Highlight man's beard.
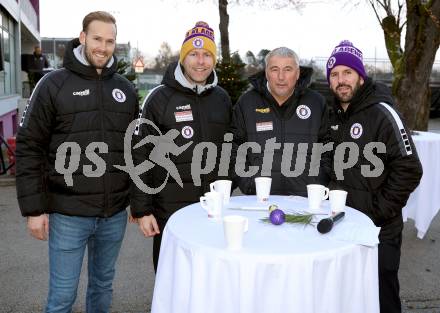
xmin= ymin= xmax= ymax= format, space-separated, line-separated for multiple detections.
xmin=84 ymin=44 xmax=111 ymax=69
xmin=333 ymin=80 xmax=362 ymax=104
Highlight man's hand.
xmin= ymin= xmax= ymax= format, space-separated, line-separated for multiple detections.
xmin=27 ymin=214 xmax=49 ymax=241
xmin=137 ymin=214 xmax=160 ymax=237
xmin=128 ymin=215 xmax=138 ymax=224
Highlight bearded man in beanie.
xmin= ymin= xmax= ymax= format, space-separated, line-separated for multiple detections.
xmin=130 ymin=21 xmax=232 ymax=271
xmin=16 ymin=11 xmax=139 ymax=312
xmin=326 ymin=40 xmax=423 ymax=313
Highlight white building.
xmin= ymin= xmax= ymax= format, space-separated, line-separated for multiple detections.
xmin=0 ymin=0 xmax=40 ymax=140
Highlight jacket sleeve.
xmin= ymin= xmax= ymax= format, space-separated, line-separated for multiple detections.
xmin=372 ymin=108 xmax=423 ymax=223
xmin=16 ymin=75 xmax=57 ymax=216
xmin=129 ymin=89 xmax=165 ymax=218
xmin=229 ymin=98 xmax=255 ymax=194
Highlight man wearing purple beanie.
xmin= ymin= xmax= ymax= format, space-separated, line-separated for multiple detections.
xmin=326 ymin=40 xmax=423 ymax=313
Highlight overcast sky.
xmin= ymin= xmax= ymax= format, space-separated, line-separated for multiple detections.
xmin=40 ymin=0 xmax=398 ymax=61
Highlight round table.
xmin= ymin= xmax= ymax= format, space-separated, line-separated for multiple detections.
xmin=151 ymin=195 xmax=379 ymax=313
xmin=403 ymin=131 xmax=440 ymax=238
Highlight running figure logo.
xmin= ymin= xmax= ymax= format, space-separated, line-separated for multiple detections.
xmin=115 ymin=118 xmax=193 ymax=194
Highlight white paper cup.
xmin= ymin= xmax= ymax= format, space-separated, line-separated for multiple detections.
xmin=223 ymin=215 xmax=248 ymax=251
xmin=307 ymin=184 xmax=329 ymax=212
xmin=329 ymin=190 xmax=348 ymax=213
xmin=200 ymin=191 xmax=223 ymax=218
xmin=255 ymin=177 xmax=272 ymax=202
xmin=210 ymin=180 xmax=232 ymax=204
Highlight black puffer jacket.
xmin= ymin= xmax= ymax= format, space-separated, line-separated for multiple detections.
xmin=130 ymin=62 xmax=232 ymax=220
xmin=230 ymin=67 xmax=330 ymax=196
xmin=328 ymin=78 xmax=423 ymax=241
xmin=16 ymin=38 xmax=139 ymax=217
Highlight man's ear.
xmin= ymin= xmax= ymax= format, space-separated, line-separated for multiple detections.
xmin=79 ymin=31 xmax=86 ymax=45
xmin=360 ymin=77 xmax=365 ymax=86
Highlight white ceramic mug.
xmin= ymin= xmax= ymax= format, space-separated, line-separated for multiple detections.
xmin=307 ymin=184 xmax=330 ymax=212
xmin=223 ymin=215 xmax=249 ymax=251
xmin=200 ymin=191 xmax=223 ymax=218
xmin=255 ymin=177 xmax=272 ymax=202
xmin=210 ymin=180 xmax=232 ymax=204
xmin=329 ymin=190 xmax=348 ymax=213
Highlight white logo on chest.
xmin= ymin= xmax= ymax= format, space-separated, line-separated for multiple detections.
xmin=350 ymin=123 xmax=363 ymax=139
xmin=112 ymin=88 xmax=126 ymax=103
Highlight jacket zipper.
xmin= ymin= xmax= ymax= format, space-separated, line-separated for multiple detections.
xmin=195 ymin=89 xmax=207 ymax=193
xmin=98 ymin=76 xmax=109 ymax=217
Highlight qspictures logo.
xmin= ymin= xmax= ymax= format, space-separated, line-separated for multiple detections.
xmin=54 ymin=119 xmax=387 ymax=194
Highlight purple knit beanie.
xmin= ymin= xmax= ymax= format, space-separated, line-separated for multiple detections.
xmin=326 ymin=40 xmax=367 ymax=82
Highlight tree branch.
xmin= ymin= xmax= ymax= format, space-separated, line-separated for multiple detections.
xmin=369 ymin=0 xmax=384 ymax=27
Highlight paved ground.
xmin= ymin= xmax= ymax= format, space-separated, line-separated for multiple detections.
xmin=1 ymin=118 xmax=440 ymax=313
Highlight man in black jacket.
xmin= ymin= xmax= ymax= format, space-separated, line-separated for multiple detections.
xmin=16 ymin=11 xmax=138 ymax=312
xmin=130 ymin=21 xmax=232 ymax=271
xmin=326 ymin=40 xmax=423 ymax=313
xmin=230 ymin=47 xmax=330 ymax=196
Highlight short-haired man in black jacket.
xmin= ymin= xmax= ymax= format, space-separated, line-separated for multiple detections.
xmin=230 ymin=47 xmax=331 ymax=196
xmin=16 ymin=11 xmax=139 ymax=312
xmin=326 ymin=40 xmax=423 ymax=313
xmin=130 ymin=21 xmax=232 ymax=271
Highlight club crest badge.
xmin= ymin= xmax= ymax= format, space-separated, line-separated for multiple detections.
xmin=193 ymin=38 xmax=204 ymax=49
xmin=327 ymin=56 xmax=336 ymax=69
xmin=350 ymin=123 xmax=363 ymax=139
xmin=181 ymin=126 xmax=194 ymax=139
xmin=112 ymin=88 xmax=126 ymax=103
xmin=296 ymin=105 xmax=311 ymax=119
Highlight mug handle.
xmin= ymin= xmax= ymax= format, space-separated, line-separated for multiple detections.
xmin=200 ymin=197 xmax=211 ymax=214
xmin=322 ymin=187 xmax=330 ymax=200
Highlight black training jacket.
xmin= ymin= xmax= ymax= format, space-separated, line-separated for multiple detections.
xmin=130 ymin=62 xmax=232 ymax=220
xmin=328 ymin=78 xmax=423 ymax=241
xmin=230 ymin=67 xmax=331 ymax=196
xmin=16 ymin=38 xmax=139 ymax=217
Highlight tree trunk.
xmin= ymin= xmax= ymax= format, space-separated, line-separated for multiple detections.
xmin=392 ymin=1 xmax=440 ymax=130
xmin=218 ymin=0 xmax=230 ymax=62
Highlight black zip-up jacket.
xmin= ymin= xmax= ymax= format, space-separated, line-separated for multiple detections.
xmin=328 ymin=79 xmax=423 ymax=241
xmin=130 ymin=62 xmax=232 ymax=220
xmin=230 ymin=67 xmax=331 ymax=196
xmin=16 ymin=38 xmax=139 ymax=217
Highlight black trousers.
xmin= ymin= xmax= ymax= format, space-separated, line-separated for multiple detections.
xmin=153 ymin=217 xmax=168 ymax=272
xmin=378 ymin=233 xmax=402 ymax=313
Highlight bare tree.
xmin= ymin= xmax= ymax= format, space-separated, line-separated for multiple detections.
xmin=184 ymin=0 xmax=304 ymax=62
xmin=369 ymin=0 xmax=440 ymax=130
xmin=154 ymin=42 xmax=179 ymax=73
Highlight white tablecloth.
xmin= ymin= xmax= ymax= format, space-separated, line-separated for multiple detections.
xmin=403 ymin=131 xmax=440 ymax=239
xmin=152 ymin=195 xmax=379 ymax=313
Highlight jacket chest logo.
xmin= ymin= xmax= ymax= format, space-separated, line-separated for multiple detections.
xmin=73 ymin=89 xmax=90 ymax=96
xmin=350 ymin=123 xmax=363 ymax=139
xmin=112 ymin=88 xmax=126 ymax=103
xmin=296 ymin=105 xmax=311 ymax=119
xmin=331 ymin=125 xmax=339 ymax=130
xmin=174 ymin=110 xmax=194 ymax=122
xmin=256 ymin=107 xmax=270 ymax=113
xmin=256 ymin=121 xmax=273 ymax=132
xmin=176 ymin=104 xmax=191 ymax=111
